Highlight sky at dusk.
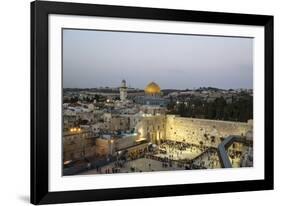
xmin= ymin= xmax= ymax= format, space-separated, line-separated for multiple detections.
xmin=63 ymin=29 xmax=253 ymax=90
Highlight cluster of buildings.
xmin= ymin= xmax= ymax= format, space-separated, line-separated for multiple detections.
xmin=63 ymin=80 xmax=253 ymax=174
xmin=167 ymin=87 xmax=253 ymax=104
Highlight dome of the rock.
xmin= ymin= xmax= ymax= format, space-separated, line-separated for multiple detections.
xmin=145 ymin=82 xmax=161 ymax=95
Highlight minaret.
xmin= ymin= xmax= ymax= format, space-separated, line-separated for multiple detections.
xmin=120 ymin=80 xmax=127 ymax=102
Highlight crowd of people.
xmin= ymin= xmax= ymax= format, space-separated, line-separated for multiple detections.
xmin=156 ymin=140 xmax=203 ymax=161
xmin=227 ymin=143 xmax=252 ymax=167
xmin=192 ymin=149 xmax=220 ymax=169
xmin=82 ymin=139 xmax=225 ymax=175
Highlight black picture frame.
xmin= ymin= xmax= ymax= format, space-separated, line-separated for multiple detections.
xmin=31 ymin=0 xmax=274 ymax=205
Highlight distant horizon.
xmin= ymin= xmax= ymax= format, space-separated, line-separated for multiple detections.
xmin=63 ymin=29 xmax=253 ymax=90
xmin=63 ymin=85 xmax=253 ymax=90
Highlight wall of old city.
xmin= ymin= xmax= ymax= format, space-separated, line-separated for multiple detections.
xmin=165 ymin=115 xmax=253 ymax=147
xmin=63 ymin=130 xmax=96 ymax=162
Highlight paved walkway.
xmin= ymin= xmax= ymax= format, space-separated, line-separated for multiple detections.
xmin=80 ymin=158 xmax=183 ymax=175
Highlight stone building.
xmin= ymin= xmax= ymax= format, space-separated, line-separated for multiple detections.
xmin=63 ymin=128 xmax=95 ymax=163
xmin=135 ymin=115 xmax=166 ymax=145
xmin=95 ymin=133 xmax=138 ymax=156
xmin=103 ymin=113 xmax=130 ymax=132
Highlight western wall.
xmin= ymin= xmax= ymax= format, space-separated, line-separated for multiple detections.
xmin=165 ymin=115 xmax=253 ymax=148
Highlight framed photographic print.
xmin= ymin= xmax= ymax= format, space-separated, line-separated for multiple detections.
xmin=31 ymin=0 xmax=274 ymax=204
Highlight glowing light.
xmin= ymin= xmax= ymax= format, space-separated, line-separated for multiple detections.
xmin=70 ymin=127 xmax=81 ymax=132
xmin=64 ymin=160 xmax=72 ymax=165
xmin=138 ymin=128 xmax=143 ymax=137
xmin=135 ymin=138 xmax=146 ymax=142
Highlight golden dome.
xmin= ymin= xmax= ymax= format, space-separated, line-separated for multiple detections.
xmin=145 ymin=82 xmax=161 ymax=95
